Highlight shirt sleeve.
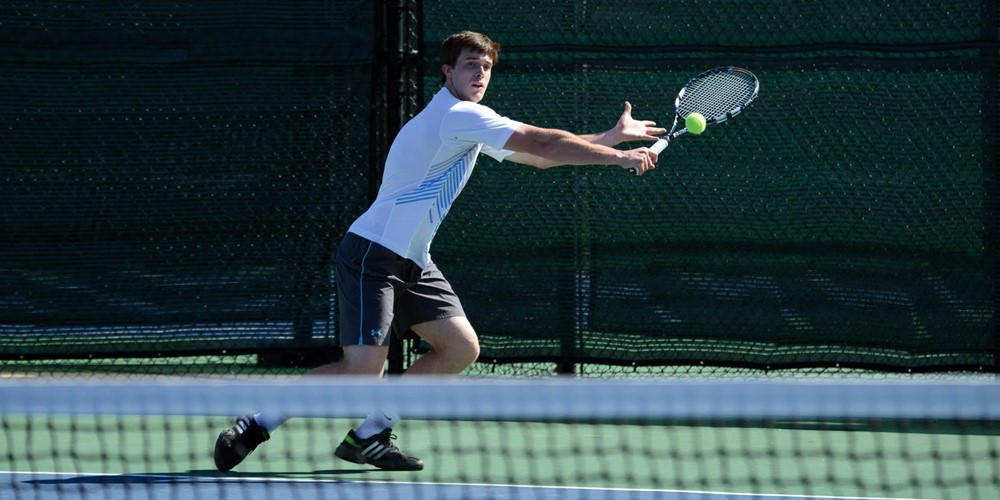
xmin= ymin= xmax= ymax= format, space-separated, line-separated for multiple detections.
xmin=441 ymin=101 xmax=522 ymax=161
xmin=479 ymin=143 xmax=515 ymax=162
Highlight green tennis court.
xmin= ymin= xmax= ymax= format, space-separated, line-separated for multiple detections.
xmin=4 ymin=416 xmax=1000 ymax=499
xmin=2 ymin=379 xmax=999 ymax=499
xmin=4 ymin=416 xmax=998 ymax=499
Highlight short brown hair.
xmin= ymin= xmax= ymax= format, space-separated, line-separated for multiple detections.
xmin=440 ymin=31 xmax=501 ymax=82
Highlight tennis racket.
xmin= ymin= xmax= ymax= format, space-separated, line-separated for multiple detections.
xmin=629 ymin=66 xmax=759 ymax=175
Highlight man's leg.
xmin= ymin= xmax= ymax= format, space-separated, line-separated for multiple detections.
xmin=326 ymin=346 xmax=424 ymax=470
xmin=307 ymin=344 xmax=389 ymax=376
xmin=328 ymin=316 xmax=476 ymax=471
xmin=216 ymin=233 xmax=416 ymax=471
xmin=404 ymin=316 xmax=480 ymax=375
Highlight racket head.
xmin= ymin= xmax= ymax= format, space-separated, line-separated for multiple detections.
xmin=675 ymin=67 xmax=758 ymax=126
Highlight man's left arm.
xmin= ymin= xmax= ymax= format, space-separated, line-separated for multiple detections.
xmin=506 ymin=101 xmax=665 ymax=169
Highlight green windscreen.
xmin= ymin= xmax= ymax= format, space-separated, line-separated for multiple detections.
xmin=423 ymin=0 xmax=997 ymax=372
xmin=0 ymin=2 xmax=373 ymax=369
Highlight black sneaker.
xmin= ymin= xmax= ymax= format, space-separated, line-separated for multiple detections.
xmin=334 ymin=428 xmax=424 ymax=471
xmin=214 ymin=415 xmax=270 ymax=472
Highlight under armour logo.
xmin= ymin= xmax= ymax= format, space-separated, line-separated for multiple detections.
xmin=369 ymin=328 xmax=385 ymax=338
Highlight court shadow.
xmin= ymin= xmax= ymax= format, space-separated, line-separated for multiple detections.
xmin=309 ymin=469 xmax=382 ymax=476
xmin=27 ymin=473 xmax=237 ymax=486
xmin=25 ymin=469 xmax=372 ymax=486
xmin=199 ymin=469 xmax=373 ymax=478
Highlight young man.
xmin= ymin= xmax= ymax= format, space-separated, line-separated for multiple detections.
xmin=214 ymin=31 xmax=663 ymax=472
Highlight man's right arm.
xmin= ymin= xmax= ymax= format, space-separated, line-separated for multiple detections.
xmin=503 ymin=123 xmax=657 ymax=175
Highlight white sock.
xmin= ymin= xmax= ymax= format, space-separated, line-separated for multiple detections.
xmin=252 ymin=412 xmax=288 ymax=433
xmin=354 ymin=410 xmax=400 ymax=439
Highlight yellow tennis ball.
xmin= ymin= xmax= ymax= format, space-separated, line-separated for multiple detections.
xmin=685 ymin=112 xmax=707 ymax=135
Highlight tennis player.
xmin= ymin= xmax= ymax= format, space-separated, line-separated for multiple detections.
xmin=215 ymin=30 xmax=664 ymax=472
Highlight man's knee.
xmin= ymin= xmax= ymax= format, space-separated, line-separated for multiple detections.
xmin=413 ymin=317 xmax=480 ymax=365
xmin=449 ymin=330 xmax=480 ymax=365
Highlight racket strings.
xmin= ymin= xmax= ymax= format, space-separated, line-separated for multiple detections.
xmin=678 ymin=70 xmax=757 ymax=120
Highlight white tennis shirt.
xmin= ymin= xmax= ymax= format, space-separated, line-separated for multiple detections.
xmin=347 ymin=87 xmax=523 ymax=269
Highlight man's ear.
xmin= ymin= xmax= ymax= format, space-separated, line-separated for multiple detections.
xmin=441 ymin=64 xmax=452 ymax=80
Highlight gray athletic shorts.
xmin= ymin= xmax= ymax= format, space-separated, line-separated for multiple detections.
xmin=335 ymin=232 xmax=466 ymax=346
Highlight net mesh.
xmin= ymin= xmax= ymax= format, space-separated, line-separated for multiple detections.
xmin=1 ymin=377 xmax=998 ymax=499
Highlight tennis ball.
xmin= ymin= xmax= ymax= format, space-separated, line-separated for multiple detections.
xmin=685 ymin=112 xmax=707 ymax=135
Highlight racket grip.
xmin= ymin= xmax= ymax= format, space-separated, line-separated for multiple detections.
xmin=627 ymin=138 xmax=669 ymax=175
xmin=627 ymin=138 xmax=670 ymax=176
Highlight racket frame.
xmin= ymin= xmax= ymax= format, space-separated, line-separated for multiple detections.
xmin=640 ymin=66 xmax=759 ymax=161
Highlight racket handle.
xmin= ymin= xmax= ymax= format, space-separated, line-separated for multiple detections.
xmin=627 ymin=138 xmax=669 ymax=176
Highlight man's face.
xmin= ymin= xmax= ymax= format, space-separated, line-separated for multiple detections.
xmin=443 ymin=48 xmax=493 ymax=103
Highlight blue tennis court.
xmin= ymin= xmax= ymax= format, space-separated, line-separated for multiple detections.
xmin=0 ymin=472 xmax=927 ymax=500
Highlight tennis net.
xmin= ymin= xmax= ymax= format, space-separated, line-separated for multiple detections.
xmin=1 ymin=377 xmax=998 ymax=499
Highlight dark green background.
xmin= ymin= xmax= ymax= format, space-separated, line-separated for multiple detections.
xmin=1 ymin=1 xmax=996 ymax=372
